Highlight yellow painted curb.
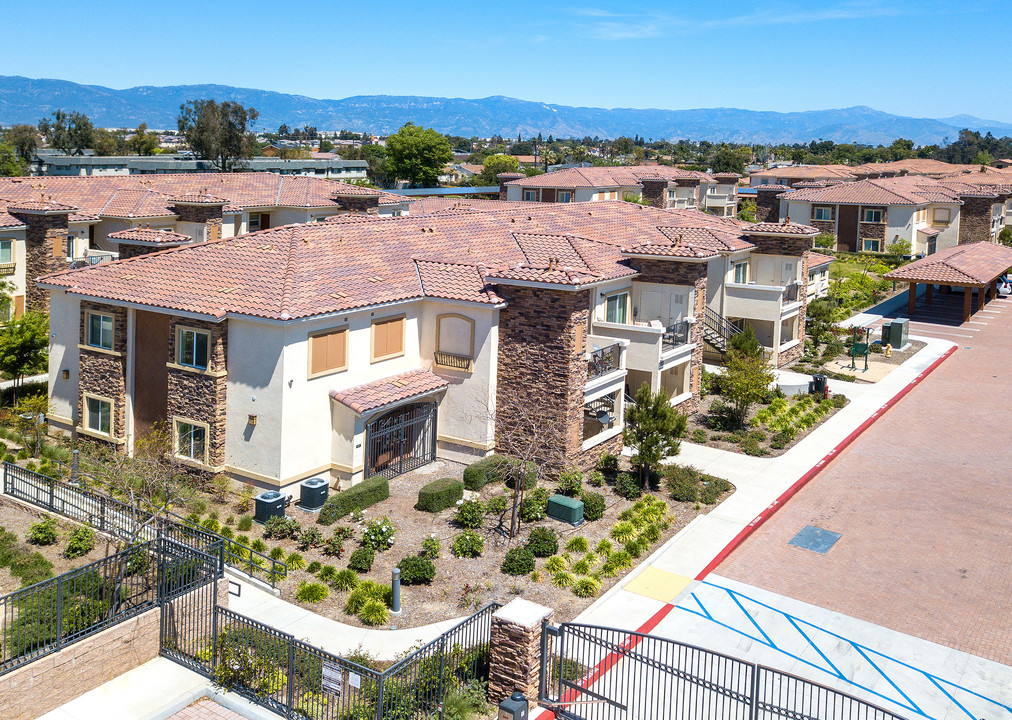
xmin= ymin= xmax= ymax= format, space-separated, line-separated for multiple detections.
xmin=623 ymin=567 xmax=692 ymax=603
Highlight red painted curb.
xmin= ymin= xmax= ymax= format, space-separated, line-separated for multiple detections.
xmin=694 ymin=344 xmax=956 ymax=581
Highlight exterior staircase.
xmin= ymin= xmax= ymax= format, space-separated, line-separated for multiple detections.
xmin=702 ymin=306 xmax=743 ymax=354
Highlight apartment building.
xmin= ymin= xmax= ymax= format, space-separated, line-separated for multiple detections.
xmin=0 ymin=173 xmax=410 ymax=313
xmin=748 ymin=165 xmax=856 ymax=187
xmin=41 ymin=202 xmax=816 ymax=492
xmin=501 ymin=166 xmax=740 ymax=217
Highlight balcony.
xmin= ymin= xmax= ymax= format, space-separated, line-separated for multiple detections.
xmin=587 ymin=341 xmax=621 ymax=381
xmin=661 ymin=320 xmax=690 ymax=351
xmin=724 ymin=282 xmax=803 ymax=322
xmin=433 ymin=350 xmax=473 ymax=372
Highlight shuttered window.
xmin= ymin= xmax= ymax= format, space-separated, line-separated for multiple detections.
xmin=309 ymin=328 xmax=348 ymax=376
xmin=371 ymin=317 xmax=405 ymax=362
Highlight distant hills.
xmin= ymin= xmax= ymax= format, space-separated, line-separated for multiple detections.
xmin=2 ymin=75 xmax=1011 ymax=146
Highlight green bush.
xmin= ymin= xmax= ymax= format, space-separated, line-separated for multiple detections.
xmin=348 ymin=547 xmax=375 ymax=573
xmin=306 ymin=561 xmax=322 ymax=574
xmin=594 ymin=539 xmax=613 ymax=556
xmin=415 ymin=478 xmax=464 ymax=513
xmin=596 ymin=451 xmax=619 ymax=477
xmin=586 ymin=470 xmax=605 ymax=487
xmin=269 ymin=546 xmax=286 ymax=560
xmin=296 ymin=582 xmax=329 ymax=603
xmin=571 ymin=557 xmax=591 ymax=575
xmin=556 ymin=469 xmax=583 ymax=497
xmin=318 ymin=564 xmax=337 ymax=581
xmin=740 ymin=438 xmax=766 ymax=457
xmin=614 ymin=472 xmax=641 ymax=500
xmin=450 ymin=531 xmax=484 ymax=558
xmin=463 ymin=455 xmax=536 ymax=491
xmin=359 ymin=599 xmax=389 ymax=626
xmin=251 ymin=539 xmax=267 ymax=553
xmin=397 ymin=555 xmax=436 ymax=585
xmin=16 ymin=449 xmax=29 ymax=461
xmin=519 ymin=487 xmax=551 ymax=522
xmin=572 ymin=576 xmax=602 ymax=598
xmin=219 ymin=527 xmax=235 ymax=540
xmin=580 ymin=491 xmax=605 ymax=521
xmin=263 ymin=516 xmax=301 ymax=540
xmin=2 ymin=452 xmax=15 ymax=464
xmin=551 ymin=571 xmax=575 ymax=588
xmin=691 ymin=428 xmax=708 ymax=444
xmin=201 ymin=517 xmax=220 ymax=534
xmin=11 ymin=551 xmax=54 ymax=586
xmin=832 ymin=393 xmax=847 ymax=408
xmin=27 ymin=517 xmax=58 ymax=546
xmin=63 ymin=527 xmax=94 ymax=559
xmin=501 ymin=546 xmax=535 ymax=576
xmin=286 ymin=552 xmax=306 ymax=571
xmin=331 ymin=569 xmax=359 ymax=591
xmin=454 ymin=500 xmax=485 ymax=529
xmin=769 ymin=432 xmax=791 ymax=450
xmin=699 ymin=477 xmax=732 ymax=505
xmin=544 ymin=555 xmax=568 ymax=573
xmin=298 ymin=526 xmax=324 ymax=550
xmin=565 ymin=536 xmax=589 ymax=553
xmin=665 ymin=465 xmax=699 ymax=502
xmin=485 ymin=495 xmax=508 ymax=516
xmin=526 ymin=527 xmax=558 ymax=558
xmin=322 ymin=536 xmax=344 ymax=557
xmin=237 ymin=515 xmax=253 ymax=531
xmin=420 ymin=535 xmax=441 ymax=559
xmin=317 ymin=476 xmax=390 ymax=525
xmin=361 ymin=517 xmax=396 ymax=551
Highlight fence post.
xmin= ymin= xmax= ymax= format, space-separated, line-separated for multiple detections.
xmin=99 ymin=495 xmax=107 ymax=532
xmin=436 ymin=634 xmax=447 ymax=719
xmin=749 ymin=663 xmax=759 ymax=720
xmin=55 ymin=577 xmax=64 ymax=651
xmin=211 ymin=605 xmax=220 ymax=676
xmin=286 ymin=639 xmax=296 ymax=719
xmin=375 ymin=671 xmax=384 ymax=720
xmin=71 ymin=449 xmax=79 ymax=485
xmin=48 ymin=475 xmax=56 ymax=511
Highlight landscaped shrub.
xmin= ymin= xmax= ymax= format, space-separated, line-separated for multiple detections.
xmin=501 ymin=546 xmax=535 ymax=576
xmin=286 ymin=552 xmax=306 ymax=571
xmin=269 ymin=546 xmax=286 ymax=560
xmin=586 ymin=470 xmax=605 ymax=487
xmin=322 ymin=536 xmax=345 ymax=557
xmin=526 ymin=527 xmax=558 ymax=558
xmin=298 ymin=527 xmax=324 ymax=550
xmin=740 ymin=437 xmax=766 ymax=456
xmin=556 ymin=469 xmax=583 ymax=498
xmin=63 ymin=527 xmax=94 ymax=559
xmin=454 ymin=500 xmax=485 ymax=529
xmin=691 ymin=428 xmax=708 ymax=444
xmin=237 ymin=515 xmax=253 ymax=531
xmin=420 ymin=535 xmax=440 ymax=560
xmin=450 ymin=531 xmax=484 ymax=558
xmin=201 ymin=517 xmax=221 ymax=534
xmin=571 ymin=557 xmax=591 ymax=575
xmin=485 ymin=495 xmax=508 ymax=516
xmin=572 ymin=576 xmax=602 ymax=598
xmin=344 ymin=580 xmax=392 ymax=616
xmin=317 ymin=476 xmax=390 ymax=525
xmin=361 ymin=517 xmax=396 ymax=552
xmin=219 ymin=527 xmax=235 ymax=540
xmin=666 ymin=467 xmax=698 ymax=502
xmin=463 ymin=454 xmax=537 ymax=491
xmin=594 ymin=539 xmax=613 ymax=556
xmin=2 ymin=453 xmax=15 ymax=464
xmin=318 ymin=564 xmax=337 ymax=581
xmin=832 ymin=393 xmax=847 ymax=408
xmin=565 ymin=536 xmax=589 ymax=553
xmin=769 ymin=432 xmax=791 ymax=450
xmin=415 ymin=478 xmax=464 ymax=513
xmin=551 ymin=571 xmax=575 ymax=588
xmin=16 ymin=449 xmax=28 ymax=461
xmin=306 ymin=561 xmax=322 ymax=574
xmin=699 ymin=477 xmax=733 ymax=505
xmin=580 ymin=491 xmax=605 ymax=521
xmin=624 ymin=538 xmax=647 ymax=558
xmin=610 ymin=522 xmax=635 ymax=543
xmin=519 ymin=487 xmax=551 ymax=522
xmin=263 ymin=516 xmax=301 ymax=540
xmin=331 ymin=569 xmax=359 ymax=591
xmin=10 ymin=551 xmax=54 ymax=586
xmin=596 ymin=452 xmax=619 ymax=478
xmin=296 ymin=582 xmax=329 ymax=603
xmin=358 ymin=599 xmax=389 ymax=626
xmin=348 ymin=547 xmax=375 ymax=573
xmin=614 ymin=472 xmax=641 ymax=500
xmin=544 ymin=555 xmax=568 ymax=573
xmin=27 ymin=517 xmax=58 ymax=546
xmin=251 ymin=539 xmax=267 ymax=553
xmin=601 ymin=550 xmax=633 ymax=576
xmin=397 ymin=556 xmax=436 ymax=585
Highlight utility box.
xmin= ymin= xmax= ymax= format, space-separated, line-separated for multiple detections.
xmin=880 ymin=322 xmax=892 ymax=345
xmin=547 ymin=494 xmax=584 ymax=526
xmin=254 ymin=490 xmax=286 ymax=524
xmin=883 ymin=318 xmax=909 ymax=348
xmin=299 ymin=477 xmax=329 ymax=512
xmin=498 ymin=691 xmax=529 ymax=720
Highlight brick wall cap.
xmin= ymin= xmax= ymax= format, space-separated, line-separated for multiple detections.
xmin=493 ymin=598 xmax=553 ymax=627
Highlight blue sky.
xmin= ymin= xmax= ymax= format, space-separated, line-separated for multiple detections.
xmin=4 ymin=0 xmax=1008 ymax=121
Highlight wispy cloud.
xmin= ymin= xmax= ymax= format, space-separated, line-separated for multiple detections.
xmin=699 ymin=1 xmax=902 ymax=29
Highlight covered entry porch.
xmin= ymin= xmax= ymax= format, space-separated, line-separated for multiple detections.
xmin=885 ymin=243 xmax=1012 ymax=323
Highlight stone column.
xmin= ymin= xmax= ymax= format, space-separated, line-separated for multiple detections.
xmin=488 ymin=598 xmax=553 ymax=706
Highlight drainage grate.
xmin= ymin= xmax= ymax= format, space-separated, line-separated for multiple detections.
xmin=789 ymin=525 xmax=841 ymax=554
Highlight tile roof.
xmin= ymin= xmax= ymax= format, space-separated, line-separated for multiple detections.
xmin=746 ymin=221 xmax=821 ymax=235
xmin=107 ymin=228 xmax=192 ymax=246
xmin=917 ymin=227 xmax=943 ymax=236
xmin=169 ymin=193 xmax=230 ymax=204
xmin=808 ymin=253 xmax=834 ymax=269
xmin=781 ymin=177 xmax=966 ymax=206
xmin=884 ymin=242 xmax=1012 ymax=285
xmin=750 ymin=165 xmax=856 ymax=181
xmin=329 ymin=369 xmax=448 ymax=415
xmin=414 ymin=259 xmax=504 ymax=304
xmin=505 ymin=165 xmax=715 ymax=189
xmin=6 ymin=199 xmax=77 ymax=212
xmin=850 ymin=159 xmax=979 ymax=177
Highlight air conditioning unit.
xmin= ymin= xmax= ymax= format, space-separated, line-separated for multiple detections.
xmin=299 ymin=477 xmax=329 ymax=512
xmin=254 ymin=490 xmax=286 ymax=524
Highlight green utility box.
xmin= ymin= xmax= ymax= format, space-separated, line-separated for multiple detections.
xmin=546 ymin=494 xmax=584 ymax=526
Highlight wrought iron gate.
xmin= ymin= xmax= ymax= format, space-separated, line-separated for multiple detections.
xmin=540 ymin=623 xmax=907 ymax=720
xmin=365 ymin=402 xmax=437 ymax=479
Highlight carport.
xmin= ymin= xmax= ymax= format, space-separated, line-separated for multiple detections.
xmin=884 ymin=242 xmax=1012 ymax=322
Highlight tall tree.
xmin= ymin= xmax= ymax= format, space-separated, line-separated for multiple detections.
xmin=623 ymin=383 xmax=688 ymax=487
xmin=177 ymin=99 xmax=260 ymax=172
xmin=38 ymin=110 xmax=95 ymax=156
xmin=0 ymin=311 xmax=48 ymax=401
xmin=477 ymin=153 xmax=520 ymax=185
xmin=5 ymin=125 xmax=39 ymax=164
xmin=127 ymin=123 xmax=159 ymax=155
xmin=92 ymin=128 xmax=125 ymax=156
xmin=712 ymin=145 xmax=745 ymax=174
xmin=0 ymin=143 xmax=24 ymax=177
xmin=385 ymin=123 xmax=453 ymax=187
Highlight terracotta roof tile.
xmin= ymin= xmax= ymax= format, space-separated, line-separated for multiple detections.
xmin=414 ymin=259 xmax=504 ymax=304
xmin=107 ymin=228 xmax=192 ymax=245
xmin=506 ymin=165 xmax=715 ymax=189
xmin=750 ymin=165 xmax=856 ymax=181
xmin=884 ymin=242 xmax=1012 ymax=285
xmin=782 ymin=177 xmax=962 ymax=206
xmin=169 ymin=193 xmax=230 ymax=204
xmin=6 ymin=199 xmax=77 ymax=212
xmin=329 ymin=369 xmax=448 ymax=415
xmin=808 ymin=253 xmax=834 ymax=268
xmin=746 ymin=221 xmax=821 ymax=235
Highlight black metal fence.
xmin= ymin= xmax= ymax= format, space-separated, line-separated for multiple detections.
xmin=541 ymin=622 xmax=907 ymax=720
xmin=163 ymin=596 xmax=499 ymax=720
xmin=587 ymin=343 xmax=621 ymax=380
xmin=0 ymin=536 xmax=220 ymax=677
xmin=2 ymin=462 xmax=287 ymax=587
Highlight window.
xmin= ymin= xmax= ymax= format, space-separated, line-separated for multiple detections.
xmin=862 ymin=208 xmax=884 ymax=223
xmin=812 ymin=206 xmax=834 ymax=221
xmin=87 ymin=313 xmax=114 ymax=350
xmin=932 ymin=208 xmax=950 ymax=225
xmin=0 ymin=239 xmax=14 ymax=264
xmin=371 ymin=316 xmax=405 ymax=362
xmin=667 ymin=189 xmax=676 ymax=199
xmin=733 ymin=261 xmax=748 ymax=284
xmin=175 ymin=420 xmax=207 ymax=462
xmin=708 ymin=186 xmax=717 ymax=195
xmin=604 ymin=292 xmax=629 ymax=324
xmin=862 ymin=238 xmax=881 ymax=252
xmin=523 ymin=190 xmax=538 ymax=202
xmin=177 ymin=328 xmax=210 ymax=370
xmin=309 ymin=327 xmax=348 ymax=377
xmin=85 ymin=396 xmax=111 ymax=435
xmin=435 ymin=314 xmax=474 ymax=370
xmin=557 ymin=191 xmax=572 ymax=203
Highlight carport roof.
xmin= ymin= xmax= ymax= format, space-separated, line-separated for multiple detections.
xmin=884 ymin=242 xmax=1012 ymax=286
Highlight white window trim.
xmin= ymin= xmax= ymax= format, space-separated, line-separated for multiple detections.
xmin=604 ymin=291 xmax=630 ymax=324
xmin=86 ymin=312 xmax=115 ymax=351
xmin=176 ymin=326 xmax=211 ymax=371
xmin=82 ymin=393 xmax=114 ymax=438
xmin=173 ymin=417 xmax=210 ymax=465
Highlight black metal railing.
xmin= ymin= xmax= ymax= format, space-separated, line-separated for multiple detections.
xmin=164 ymin=599 xmax=500 ymax=720
xmin=2 ymin=463 xmax=287 ymax=587
xmin=661 ymin=319 xmax=690 ymax=351
xmin=433 ymin=350 xmax=473 ymax=372
xmin=542 ymin=622 xmax=907 ymax=720
xmin=587 ymin=343 xmax=621 ymax=380
xmin=783 ymin=282 xmax=801 ymax=303
xmin=0 ymin=537 xmax=220 ymax=678
xmin=702 ymin=306 xmax=742 ymax=354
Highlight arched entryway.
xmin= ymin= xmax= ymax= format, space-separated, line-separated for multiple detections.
xmin=365 ymin=402 xmax=438 ymax=478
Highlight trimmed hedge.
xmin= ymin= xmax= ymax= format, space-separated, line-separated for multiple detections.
xmin=463 ymin=454 xmax=536 ymax=491
xmin=415 ymin=477 xmax=464 ymax=513
xmin=317 ymin=476 xmax=390 ymax=525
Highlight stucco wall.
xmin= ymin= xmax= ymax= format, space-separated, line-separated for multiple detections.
xmin=47 ymin=289 xmax=81 ymax=430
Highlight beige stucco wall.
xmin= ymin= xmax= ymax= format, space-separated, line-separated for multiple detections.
xmin=47 ymin=289 xmax=81 ymax=430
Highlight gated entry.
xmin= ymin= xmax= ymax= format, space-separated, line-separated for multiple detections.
xmin=365 ymin=401 xmax=437 ymax=478
xmin=539 ymin=623 xmax=907 ymax=720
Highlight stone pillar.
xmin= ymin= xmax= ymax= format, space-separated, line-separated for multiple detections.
xmin=497 ymin=173 xmax=525 ymax=200
xmin=638 ymin=178 xmax=669 ymax=208
xmin=488 ymin=598 xmax=553 ymax=706
xmin=11 ymin=208 xmax=72 ymax=312
xmin=755 ymin=186 xmax=788 ymax=223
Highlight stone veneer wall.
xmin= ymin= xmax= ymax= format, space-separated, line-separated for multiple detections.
xmin=747 ymin=235 xmax=810 ymax=367
xmin=631 ymin=259 xmax=706 ymax=414
xmin=957 ymin=196 xmax=998 ymax=244
xmin=809 ymin=219 xmax=836 ymax=238
xmin=332 ymin=196 xmax=380 ymax=214
xmin=858 ymin=221 xmax=886 ymax=244
xmin=167 ymin=317 xmax=228 ymax=469
xmin=755 ymin=187 xmax=788 ymax=223
xmin=78 ymin=301 xmax=128 ymax=442
xmin=116 ymin=244 xmax=160 ymax=260
xmin=12 ymin=212 xmax=70 ymax=312
xmin=639 ymin=179 xmax=669 ymax=208
xmin=173 ymin=203 xmax=224 ymax=243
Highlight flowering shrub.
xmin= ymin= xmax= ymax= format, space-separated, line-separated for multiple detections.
xmin=361 ymin=517 xmax=396 ymax=551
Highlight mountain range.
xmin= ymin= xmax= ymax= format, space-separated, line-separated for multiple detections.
xmin=2 ymin=75 xmax=1011 ymax=146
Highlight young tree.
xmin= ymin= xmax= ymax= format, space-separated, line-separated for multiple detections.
xmin=477 ymin=153 xmax=519 ymax=185
xmin=805 ymin=299 xmax=834 ymax=352
xmin=723 ymin=329 xmax=775 ymax=430
xmin=0 ymin=143 xmax=24 ymax=177
xmin=14 ymin=393 xmax=51 ymax=456
xmin=385 ymin=123 xmax=454 ymax=187
xmin=885 ymin=239 xmax=911 ymax=265
xmin=712 ymin=146 xmax=745 ymax=174
xmin=177 ymin=99 xmax=260 ymax=172
xmin=0 ymin=311 xmax=48 ymax=403
xmin=999 ymin=227 xmax=1012 ymax=247
xmin=92 ymin=128 xmax=125 ymax=156
xmin=5 ymin=124 xmax=39 ymax=164
xmin=623 ymin=383 xmax=688 ymax=488
xmin=127 ymin=123 xmax=159 ymax=155
xmin=38 ymin=109 xmax=95 ymax=156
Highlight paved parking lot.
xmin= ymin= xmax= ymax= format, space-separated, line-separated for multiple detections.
xmin=720 ymin=292 xmax=1012 ymax=665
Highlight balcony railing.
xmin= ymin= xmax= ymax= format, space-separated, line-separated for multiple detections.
xmin=588 ymin=343 xmax=621 ymax=380
xmin=434 ymin=350 xmax=473 ymax=372
xmin=783 ymin=283 xmax=800 ymax=303
xmin=661 ymin=319 xmax=690 ymax=351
